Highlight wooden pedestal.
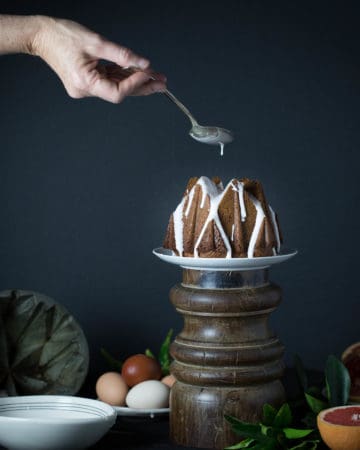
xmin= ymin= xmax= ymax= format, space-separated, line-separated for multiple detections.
xmin=169 ymin=269 xmax=285 ymax=449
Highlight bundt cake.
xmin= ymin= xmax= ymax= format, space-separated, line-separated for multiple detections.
xmin=163 ymin=176 xmax=282 ymax=258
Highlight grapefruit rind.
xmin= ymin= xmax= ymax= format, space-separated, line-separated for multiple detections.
xmin=317 ymin=405 xmax=360 ymax=450
xmin=342 ymin=342 xmax=360 ymax=403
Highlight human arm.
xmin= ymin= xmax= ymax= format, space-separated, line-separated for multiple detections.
xmin=0 ymin=15 xmax=166 ymax=103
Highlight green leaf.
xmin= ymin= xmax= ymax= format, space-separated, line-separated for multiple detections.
xmin=158 ymin=328 xmax=173 ymax=376
xmin=228 ymin=442 xmax=277 ymax=450
xmin=301 ymin=411 xmax=317 ymax=428
xmin=273 ymin=403 xmax=292 ymax=428
xmin=225 ymin=438 xmax=256 ymax=449
xmin=325 ymin=378 xmax=330 ymax=402
xmin=260 ymin=424 xmax=274 ymax=437
xmin=325 ymin=355 xmax=350 ymax=407
xmin=145 ymin=348 xmax=155 ymax=359
xmin=288 ymin=440 xmax=319 ymax=449
xmin=304 ymin=393 xmax=328 ymax=414
xmin=276 ymin=431 xmax=287 ymax=447
xmin=224 ymin=415 xmax=265 ymax=441
xmin=100 ymin=348 xmax=122 ymax=371
xmin=251 ymin=440 xmax=277 ymax=450
xmin=294 ymin=354 xmax=308 ymax=392
xmin=262 ymin=403 xmax=278 ymax=426
xmin=283 ymin=428 xmax=314 ymax=439
xmin=307 ymin=386 xmax=323 ymax=397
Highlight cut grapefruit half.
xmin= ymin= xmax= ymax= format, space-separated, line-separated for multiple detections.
xmin=317 ymin=405 xmax=360 ymax=450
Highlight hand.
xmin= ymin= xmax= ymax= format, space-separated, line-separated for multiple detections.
xmin=31 ymin=17 xmax=167 ymax=103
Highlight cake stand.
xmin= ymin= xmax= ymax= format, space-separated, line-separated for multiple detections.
xmin=153 ymin=247 xmax=297 ymax=449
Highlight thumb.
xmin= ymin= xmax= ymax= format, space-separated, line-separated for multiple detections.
xmin=94 ymin=39 xmax=149 ymax=69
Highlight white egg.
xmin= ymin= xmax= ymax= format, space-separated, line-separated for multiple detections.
xmin=126 ymin=380 xmax=170 ymax=409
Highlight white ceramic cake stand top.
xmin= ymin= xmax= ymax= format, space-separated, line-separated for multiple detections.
xmin=153 ymin=247 xmax=297 ymax=271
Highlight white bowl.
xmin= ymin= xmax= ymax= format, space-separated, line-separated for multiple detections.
xmin=0 ymin=396 xmax=116 ymax=450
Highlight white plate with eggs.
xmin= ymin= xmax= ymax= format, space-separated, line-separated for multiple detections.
xmin=97 ymin=373 xmax=171 ymax=418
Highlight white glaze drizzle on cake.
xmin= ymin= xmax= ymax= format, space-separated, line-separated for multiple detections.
xmin=231 ymin=181 xmax=247 ymax=222
xmin=269 ymin=205 xmax=281 ymax=253
xmin=184 ymin=188 xmax=195 ymax=217
xmin=193 ymin=184 xmax=232 ymax=258
xmin=247 ymin=194 xmax=265 ymax=258
xmin=173 ymin=197 xmax=185 ymax=256
xmin=196 ymin=176 xmax=222 ymax=208
xmin=171 ymin=176 xmax=280 ymax=258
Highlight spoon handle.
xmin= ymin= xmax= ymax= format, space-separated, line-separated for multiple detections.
xmin=163 ymin=89 xmax=198 ymax=127
xmin=121 ymin=66 xmax=198 ymax=127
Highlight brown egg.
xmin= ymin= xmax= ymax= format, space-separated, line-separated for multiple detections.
xmin=121 ymin=354 xmax=162 ymax=387
xmin=161 ymin=374 xmax=176 ymax=388
xmin=96 ymin=372 xmax=128 ymax=406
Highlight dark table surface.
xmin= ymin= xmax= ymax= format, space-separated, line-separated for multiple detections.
xmin=88 ymin=369 xmax=323 ymax=450
xmin=0 ymin=369 xmax=323 ymax=450
xmin=90 ymin=417 xmax=188 ymax=450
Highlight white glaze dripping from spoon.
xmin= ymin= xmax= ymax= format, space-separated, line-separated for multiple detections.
xmin=220 ymin=142 xmax=224 ymax=156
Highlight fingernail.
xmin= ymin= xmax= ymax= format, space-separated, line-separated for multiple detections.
xmin=137 ymin=59 xmax=150 ymax=70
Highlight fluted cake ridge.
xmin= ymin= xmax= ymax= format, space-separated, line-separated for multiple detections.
xmin=163 ymin=176 xmax=282 ymax=258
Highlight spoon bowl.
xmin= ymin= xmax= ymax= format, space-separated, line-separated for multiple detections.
xmin=189 ymin=125 xmax=234 ymax=145
xmin=162 ymin=90 xmax=233 ymax=151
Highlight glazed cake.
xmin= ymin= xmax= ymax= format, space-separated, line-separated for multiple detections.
xmin=163 ymin=176 xmax=282 ymax=258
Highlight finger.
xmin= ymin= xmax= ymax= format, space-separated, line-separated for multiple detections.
xmin=148 ymin=71 xmax=167 ymax=83
xmin=96 ymin=64 xmax=127 ymax=83
xmin=103 ymin=64 xmax=167 ymax=83
xmin=94 ymin=40 xmax=150 ymax=70
xmin=132 ymin=80 xmax=167 ymax=96
xmin=89 ymin=71 xmax=152 ymax=103
xmin=139 ymin=67 xmax=167 ymax=83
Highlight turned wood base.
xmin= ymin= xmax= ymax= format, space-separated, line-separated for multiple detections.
xmin=169 ymin=269 xmax=285 ymax=449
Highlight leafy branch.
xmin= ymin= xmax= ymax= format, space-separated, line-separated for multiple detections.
xmin=225 ymin=403 xmax=318 ymax=449
xmin=294 ymin=354 xmax=350 ymax=427
xmin=100 ymin=348 xmax=122 ymax=371
xmin=101 ymin=328 xmax=174 ymax=375
xmin=225 ymin=355 xmax=351 ymax=449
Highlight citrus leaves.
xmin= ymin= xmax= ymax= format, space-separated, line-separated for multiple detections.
xmin=325 ymin=355 xmax=351 ymax=407
xmin=294 ymin=354 xmax=351 ymax=418
xmin=304 ymin=393 xmax=327 ymax=415
xmin=225 ymin=415 xmax=266 ymax=442
xmin=101 ymin=328 xmax=174 ymax=376
xmin=158 ymin=328 xmax=173 ymax=375
xmin=0 ymin=290 xmax=89 ymax=396
xmin=272 ymin=404 xmax=292 ymax=428
xmin=225 ymin=403 xmax=317 ymax=450
xmin=145 ymin=328 xmax=173 ymax=375
xmin=100 ymin=347 xmax=123 ymax=371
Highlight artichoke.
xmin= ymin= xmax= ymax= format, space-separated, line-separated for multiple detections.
xmin=0 ymin=290 xmax=89 ymax=396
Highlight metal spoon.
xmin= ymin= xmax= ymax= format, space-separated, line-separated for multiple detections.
xmin=163 ymin=89 xmax=234 ymax=151
xmin=122 ymin=66 xmax=234 ymax=152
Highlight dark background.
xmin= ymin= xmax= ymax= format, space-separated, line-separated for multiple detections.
xmin=0 ymin=0 xmax=359 ymax=388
